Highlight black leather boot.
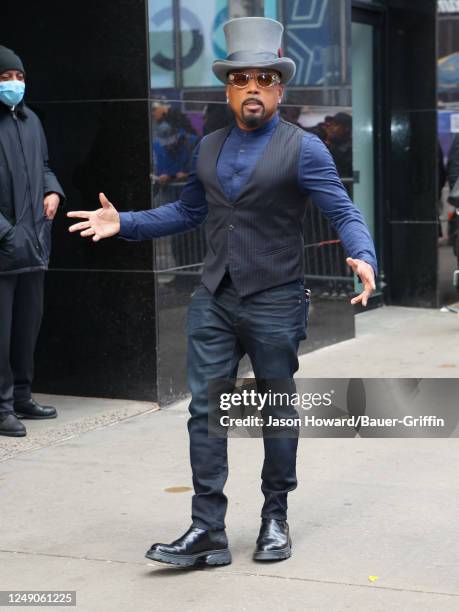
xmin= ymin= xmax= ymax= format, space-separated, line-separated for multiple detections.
xmin=253 ymin=518 xmax=292 ymax=561
xmin=0 ymin=412 xmax=27 ymax=437
xmin=14 ymin=399 xmax=57 ymax=420
xmin=145 ymin=525 xmax=231 ymax=567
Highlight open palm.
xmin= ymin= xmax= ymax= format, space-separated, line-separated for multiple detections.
xmin=67 ymin=193 xmax=120 ymax=242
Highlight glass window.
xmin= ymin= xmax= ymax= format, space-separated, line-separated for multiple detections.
xmin=280 ymin=0 xmax=350 ymax=89
xmin=180 ymin=0 xmax=229 ymax=88
xmin=438 ymin=9 xmax=459 ymax=107
xmin=148 ymin=0 xmax=351 ymax=102
xmin=149 ymin=0 xmax=176 ymax=89
xmin=149 ymin=0 xmax=266 ymax=91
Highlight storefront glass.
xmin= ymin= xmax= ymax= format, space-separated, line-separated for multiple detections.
xmin=147 ymin=0 xmax=358 ymax=401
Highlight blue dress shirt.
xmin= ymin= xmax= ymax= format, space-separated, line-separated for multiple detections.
xmin=119 ymin=112 xmax=378 ymax=276
xmin=216 ymin=113 xmax=279 ymax=201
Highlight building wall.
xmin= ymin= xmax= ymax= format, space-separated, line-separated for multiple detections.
xmin=1 ymin=0 xmax=158 ymax=400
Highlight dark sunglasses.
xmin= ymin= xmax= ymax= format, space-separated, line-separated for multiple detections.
xmin=227 ymin=71 xmax=281 ymax=88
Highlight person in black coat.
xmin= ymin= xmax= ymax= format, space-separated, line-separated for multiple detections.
xmin=0 ymin=46 xmax=65 ymax=437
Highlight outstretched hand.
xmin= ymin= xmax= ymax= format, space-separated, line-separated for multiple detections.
xmin=346 ymin=257 xmax=376 ymax=307
xmin=67 ymin=193 xmax=120 ymax=242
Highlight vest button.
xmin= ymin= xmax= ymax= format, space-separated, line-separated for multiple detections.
xmin=228 ymin=224 xmax=234 ymax=230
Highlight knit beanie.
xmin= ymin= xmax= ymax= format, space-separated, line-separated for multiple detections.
xmin=0 ymin=46 xmax=25 ymax=76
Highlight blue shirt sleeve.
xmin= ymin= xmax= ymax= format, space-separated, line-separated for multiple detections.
xmin=299 ymin=133 xmax=378 ymax=277
xmin=119 ymin=141 xmax=208 ymax=241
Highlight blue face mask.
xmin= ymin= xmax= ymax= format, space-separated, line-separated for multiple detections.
xmin=0 ymin=80 xmax=25 ymax=107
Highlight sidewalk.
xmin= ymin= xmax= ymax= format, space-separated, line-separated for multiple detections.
xmin=296 ymin=303 xmax=459 ymax=378
xmin=0 ymin=306 xmax=458 ymax=611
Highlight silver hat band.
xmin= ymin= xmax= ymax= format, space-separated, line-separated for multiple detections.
xmin=226 ymin=51 xmax=279 ymax=62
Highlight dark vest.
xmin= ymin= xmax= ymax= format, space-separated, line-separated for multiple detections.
xmin=196 ymin=118 xmax=306 ymax=297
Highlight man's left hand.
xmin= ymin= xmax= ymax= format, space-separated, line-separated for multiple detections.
xmin=346 ymin=257 xmax=376 ymax=307
xmin=44 ymin=193 xmax=60 ymax=220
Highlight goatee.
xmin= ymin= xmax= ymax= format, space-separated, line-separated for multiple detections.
xmin=242 ymin=114 xmax=264 ymax=129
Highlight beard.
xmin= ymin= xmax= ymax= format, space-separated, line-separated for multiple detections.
xmin=241 ymin=100 xmax=266 ymax=128
xmin=242 ymin=113 xmax=265 ymax=129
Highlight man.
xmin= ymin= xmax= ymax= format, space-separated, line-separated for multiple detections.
xmin=0 ymin=46 xmax=65 ymax=437
xmin=68 ymin=18 xmax=377 ymax=566
xmin=325 ymin=112 xmax=353 ymax=180
xmin=446 ymin=135 xmax=459 ymax=245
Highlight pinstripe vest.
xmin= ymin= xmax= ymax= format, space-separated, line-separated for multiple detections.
xmin=196 ymin=118 xmax=306 ymax=297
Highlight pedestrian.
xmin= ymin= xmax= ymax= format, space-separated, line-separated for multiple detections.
xmin=326 ymin=112 xmax=353 ymax=179
xmin=0 ymin=46 xmax=65 ymax=438
xmin=67 ymin=17 xmax=377 ymax=567
xmin=446 ymin=134 xmax=459 ymax=245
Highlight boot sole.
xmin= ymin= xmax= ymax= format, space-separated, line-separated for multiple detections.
xmin=145 ymin=548 xmax=232 ymax=567
xmin=0 ymin=429 xmax=26 ymax=437
xmin=14 ymin=412 xmax=57 ymax=420
xmin=253 ymin=539 xmax=292 ymax=561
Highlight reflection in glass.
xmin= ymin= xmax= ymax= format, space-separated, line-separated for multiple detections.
xmin=149 ymin=0 xmax=176 ymax=89
xmin=148 ymin=0 xmax=230 ymax=90
xmin=281 ymin=0 xmax=350 ymax=89
xmin=148 ymin=0 xmax=351 ymax=104
xmin=438 ymin=7 xmax=459 ymax=107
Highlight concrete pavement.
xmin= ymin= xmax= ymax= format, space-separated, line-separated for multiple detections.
xmin=295 ymin=303 xmax=459 ymax=378
xmin=1 ymin=306 xmax=458 ymax=611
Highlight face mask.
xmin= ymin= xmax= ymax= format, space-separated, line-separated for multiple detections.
xmin=0 ymin=80 xmax=25 ymax=107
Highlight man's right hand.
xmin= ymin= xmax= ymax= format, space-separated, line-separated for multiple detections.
xmin=67 ymin=192 xmax=120 ymax=242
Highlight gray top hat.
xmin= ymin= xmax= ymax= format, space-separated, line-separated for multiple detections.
xmin=212 ymin=17 xmax=296 ymax=85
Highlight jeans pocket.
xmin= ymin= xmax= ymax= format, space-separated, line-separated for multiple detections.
xmin=260 ymin=280 xmax=304 ymax=305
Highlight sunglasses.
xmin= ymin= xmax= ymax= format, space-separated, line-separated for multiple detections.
xmin=227 ymin=71 xmax=281 ymax=88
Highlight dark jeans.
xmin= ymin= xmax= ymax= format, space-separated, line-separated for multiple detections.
xmin=187 ymin=271 xmax=310 ymax=530
xmin=0 ymin=272 xmax=45 ymax=415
